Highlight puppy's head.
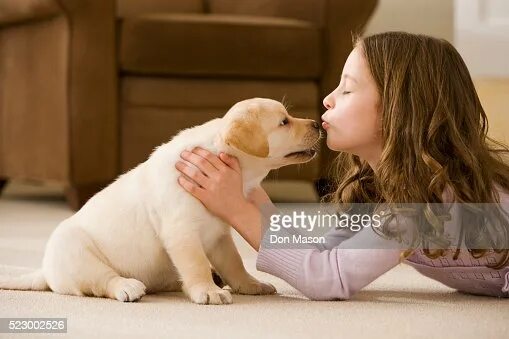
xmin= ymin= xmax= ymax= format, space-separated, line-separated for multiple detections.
xmin=220 ymin=98 xmax=321 ymax=168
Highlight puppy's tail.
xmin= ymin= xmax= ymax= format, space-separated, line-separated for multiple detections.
xmin=0 ymin=268 xmax=49 ymax=291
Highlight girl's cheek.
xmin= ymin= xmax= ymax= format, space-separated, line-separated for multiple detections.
xmin=328 ymin=108 xmax=349 ymax=128
xmin=327 ymin=107 xmax=343 ymax=124
xmin=325 ymin=111 xmax=347 ymax=146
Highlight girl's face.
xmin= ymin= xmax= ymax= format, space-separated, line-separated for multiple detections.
xmin=321 ymin=46 xmax=383 ymax=168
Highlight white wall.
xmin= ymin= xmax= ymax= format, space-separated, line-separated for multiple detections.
xmin=364 ymin=0 xmax=454 ymax=41
xmin=454 ymin=0 xmax=509 ymax=78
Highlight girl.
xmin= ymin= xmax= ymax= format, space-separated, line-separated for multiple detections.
xmin=175 ymin=31 xmax=509 ymax=300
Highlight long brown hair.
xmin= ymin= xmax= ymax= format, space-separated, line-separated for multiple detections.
xmin=323 ymin=31 xmax=509 ymax=268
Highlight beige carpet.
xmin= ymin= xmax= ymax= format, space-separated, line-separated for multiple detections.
xmin=1 ymin=181 xmax=508 ymax=339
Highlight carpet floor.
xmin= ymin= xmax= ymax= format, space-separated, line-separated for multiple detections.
xmin=1 ymin=182 xmax=508 ymax=339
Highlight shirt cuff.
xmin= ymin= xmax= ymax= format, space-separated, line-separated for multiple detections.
xmin=256 ymin=246 xmax=309 ymax=287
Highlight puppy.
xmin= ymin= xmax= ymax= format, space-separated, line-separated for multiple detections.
xmin=0 ymin=98 xmax=321 ymax=304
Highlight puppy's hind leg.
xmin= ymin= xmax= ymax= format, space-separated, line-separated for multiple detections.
xmin=43 ymin=226 xmax=146 ymax=302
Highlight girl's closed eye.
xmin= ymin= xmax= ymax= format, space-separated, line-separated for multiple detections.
xmin=338 ymin=83 xmax=352 ymax=96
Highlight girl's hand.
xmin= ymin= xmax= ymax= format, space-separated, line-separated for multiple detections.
xmin=175 ymin=147 xmax=249 ymax=225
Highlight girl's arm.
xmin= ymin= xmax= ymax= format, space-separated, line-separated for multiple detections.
xmin=176 ymin=147 xmax=403 ymax=300
xmin=226 ymin=198 xmax=264 ymax=251
xmin=175 ymin=147 xmax=266 ymax=250
xmin=256 ymin=225 xmax=403 ymax=300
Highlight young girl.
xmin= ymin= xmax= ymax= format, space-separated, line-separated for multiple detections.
xmin=175 ymin=31 xmax=509 ymax=300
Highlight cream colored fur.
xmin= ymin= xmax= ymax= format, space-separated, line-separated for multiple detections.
xmin=0 ymin=98 xmax=320 ymax=304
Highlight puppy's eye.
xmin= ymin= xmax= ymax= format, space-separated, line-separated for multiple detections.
xmin=280 ymin=118 xmax=289 ymax=126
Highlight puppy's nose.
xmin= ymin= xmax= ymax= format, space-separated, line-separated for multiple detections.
xmin=311 ymin=121 xmax=320 ymax=130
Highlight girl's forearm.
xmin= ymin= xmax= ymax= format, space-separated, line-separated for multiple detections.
xmin=246 ymin=185 xmax=272 ymax=209
xmin=230 ymin=201 xmax=263 ymax=252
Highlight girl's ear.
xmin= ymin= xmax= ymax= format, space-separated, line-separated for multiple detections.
xmin=223 ymin=118 xmax=269 ymax=158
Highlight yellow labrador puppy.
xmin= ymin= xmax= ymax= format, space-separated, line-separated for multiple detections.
xmin=0 ymin=98 xmax=321 ymax=304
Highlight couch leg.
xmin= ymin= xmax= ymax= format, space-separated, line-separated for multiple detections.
xmin=64 ymin=181 xmax=110 ymax=211
xmin=0 ymin=178 xmax=8 ymax=195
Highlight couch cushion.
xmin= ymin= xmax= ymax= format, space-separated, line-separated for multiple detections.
xmin=120 ymin=77 xmax=321 ymax=179
xmin=121 ymin=77 xmax=319 ymax=108
xmin=119 ymin=13 xmax=322 ymax=79
xmin=207 ymin=0 xmax=325 ymax=25
xmin=118 ymin=0 xmax=204 ymax=18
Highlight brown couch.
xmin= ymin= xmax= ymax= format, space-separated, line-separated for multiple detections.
xmin=0 ymin=0 xmax=378 ymax=210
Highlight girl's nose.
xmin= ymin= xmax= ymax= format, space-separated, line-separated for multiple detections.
xmin=323 ymin=96 xmax=333 ymax=110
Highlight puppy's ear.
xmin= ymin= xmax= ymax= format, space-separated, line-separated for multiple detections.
xmin=223 ymin=119 xmax=269 ymax=158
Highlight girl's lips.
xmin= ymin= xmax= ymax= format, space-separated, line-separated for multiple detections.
xmin=322 ymin=121 xmax=330 ymax=129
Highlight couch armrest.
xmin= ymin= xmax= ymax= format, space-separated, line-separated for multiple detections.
xmin=0 ymin=0 xmax=61 ymax=27
xmin=55 ymin=0 xmax=119 ymax=185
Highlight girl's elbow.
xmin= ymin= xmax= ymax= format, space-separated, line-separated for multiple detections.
xmin=300 ymin=285 xmax=356 ymax=301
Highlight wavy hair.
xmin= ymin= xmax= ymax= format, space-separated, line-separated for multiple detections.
xmin=323 ymin=32 xmax=509 ymax=269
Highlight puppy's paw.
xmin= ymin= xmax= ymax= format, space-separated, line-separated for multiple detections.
xmin=231 ymin=278 xmax=277 ymax=295
xmin=111 ymin=277 xmax=147 ymax=302
xmin=186 ymin=283 xmax=232 ymax=305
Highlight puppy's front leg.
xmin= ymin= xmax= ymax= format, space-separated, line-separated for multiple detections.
xmin=162 ymin=230 xmax=232 ymax=305
xmin=206 ymin=232 xmax=276 ymax=295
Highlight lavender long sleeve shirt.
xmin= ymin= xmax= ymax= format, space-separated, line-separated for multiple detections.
xmin=256 ymin=187 xmax=509 ymax=300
